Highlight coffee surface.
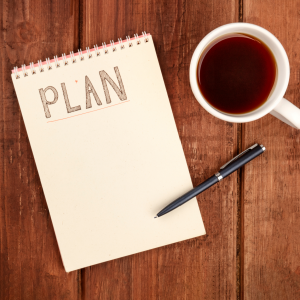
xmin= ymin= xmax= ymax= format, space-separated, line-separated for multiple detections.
xmin=197 ymin=33 xmax=277 ymax=114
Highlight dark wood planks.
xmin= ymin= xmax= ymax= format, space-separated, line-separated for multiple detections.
xmin=243 ymin=1 xmax=300 ymax=299
xmin=81 ymin=0 xmax=239 ymax=299
xmin=0 ymin=0 xmax=80 ymax=299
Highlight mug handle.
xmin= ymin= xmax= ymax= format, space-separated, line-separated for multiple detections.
xmin=270 ymin=98 xmax=300 ymax=129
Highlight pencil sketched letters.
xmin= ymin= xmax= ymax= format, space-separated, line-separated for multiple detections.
xmin=39 ymin=66 xmax=127 ymax=118
xmin=86 ymin=75 xmax=102 ymax=108
xmin=61 ymin=83 xmax=82 ymax=113
xmin=100 ymin=67 xmax=127 ymax=104
xmin=38 ymin=86 xmax=58 ymax=118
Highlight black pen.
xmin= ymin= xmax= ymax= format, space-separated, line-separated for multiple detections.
xmin=155 ymin=143 xmax=265 ymax=218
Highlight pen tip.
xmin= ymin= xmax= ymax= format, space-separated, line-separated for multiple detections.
xmin=154 ymin=215 xmax=158 ymax=219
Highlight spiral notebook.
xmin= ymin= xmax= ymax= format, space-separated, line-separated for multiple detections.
xmin=11 ymin=33 xmax=205 ymax=272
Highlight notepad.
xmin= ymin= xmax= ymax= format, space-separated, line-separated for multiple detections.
xmin=11 ymin=33 xmax=206 ymax=272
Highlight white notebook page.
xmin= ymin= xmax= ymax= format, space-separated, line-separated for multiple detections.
xmin=11 ymin=35 xmax=205 ymax=272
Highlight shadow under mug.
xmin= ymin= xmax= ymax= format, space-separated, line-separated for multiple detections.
xmin=189 ymin=23 xmax=300 ymax=129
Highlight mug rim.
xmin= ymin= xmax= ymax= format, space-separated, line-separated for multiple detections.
xmin=189 ymin=22 xmax=290 ymax=123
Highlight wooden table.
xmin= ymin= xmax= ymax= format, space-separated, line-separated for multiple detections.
xmin=1 ymin=0 xmax=300 ymax=299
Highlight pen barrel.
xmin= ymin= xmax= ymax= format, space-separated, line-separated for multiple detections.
xmin=219 ymin=144 xmax=264 ymax=179
xmin=156 ymin=144 xmax=265 ymax=218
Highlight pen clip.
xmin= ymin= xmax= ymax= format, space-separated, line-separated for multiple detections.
xmin=219 ymin=143 xmax=258 ymax=170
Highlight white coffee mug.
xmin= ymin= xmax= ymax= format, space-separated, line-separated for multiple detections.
xmin=189 ymin=23 xmax=300 ymax=129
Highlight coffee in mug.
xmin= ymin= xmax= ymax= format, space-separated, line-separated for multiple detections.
xmin=197 ymin=33 xmax=277 ymax=114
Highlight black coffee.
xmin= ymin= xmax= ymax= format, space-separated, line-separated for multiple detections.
xmin=197 ymin=33 xmax=277 ymax=114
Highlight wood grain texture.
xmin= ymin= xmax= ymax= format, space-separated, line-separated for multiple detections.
xmin=81 ymin=0 xmax=239 ymax=299
xmin=0 ymin=0 xmax=80 ymax=299
xmin=7 ymin=0 xmax=300 ymax=299
xmin=243 ymin=0 xmax=300 ymax=299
